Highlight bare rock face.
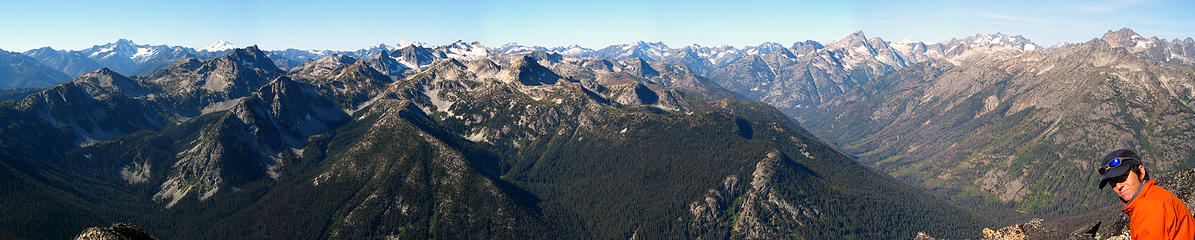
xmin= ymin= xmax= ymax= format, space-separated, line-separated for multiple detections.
xmin=914 ymin=232 xmax=943 ymax=240
xmin=683 ymin=150 xmax=823 ymax=239
xmin=74 ymin=223 xmax=154 ymax=240
xmin=979 ymin=218 xmax=1067 ymax=240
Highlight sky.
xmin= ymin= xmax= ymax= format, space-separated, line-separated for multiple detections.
xmin=0 ymin=0 xmax=1192 ymax=52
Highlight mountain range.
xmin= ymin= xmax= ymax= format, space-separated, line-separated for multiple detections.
xmin=2 ymin=27 xmax=1193 ymax=238
xmin=12 ymin=28 xmax=1189 ymax=91
xmin=0 ymin=44 xmax=991 ymax=239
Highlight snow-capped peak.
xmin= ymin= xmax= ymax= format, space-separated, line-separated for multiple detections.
xmin=201 ymin=40 xmax=237 ymax=52
xmin=87 ymin=39 xmax=139 ymax=58
xmin=440 ymin=41 xmax=488 ymax=60
xmin=551 ymin=44 xmax=593 ymax=56
xmin=397 ymin=40 xmax=428 ymax=49
xmin=372 ymin=43 xmax=397 ymax=52
xmin=955 ymin=33 xmax=1039 ymax=52
xmin=496 ymin=43 xmax=548 ymax=54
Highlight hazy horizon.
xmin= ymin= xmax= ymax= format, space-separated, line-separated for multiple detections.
xmin=2 ymin=0 xmax=1192 ymax=52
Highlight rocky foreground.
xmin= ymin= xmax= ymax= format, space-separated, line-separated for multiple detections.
xmin=73 ymin=223 xmax=154 ymax=240
xmin=919 ymin=168 xmax=1195 ymax=240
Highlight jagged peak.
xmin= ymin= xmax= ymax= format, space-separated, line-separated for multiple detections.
xmin=315 ymin=54 xmax=358 ymax=65
xmin=791 ymin=40 xmax=824 ymax=49
xmin=509 ymin=55 xmax=560 ymax=86
xmin=76 ymin=67 xmax=129 ymax=84
xmin=629 ymin=40 xmax=669 ymax=49
xmin=442 ymin=40 xmax=485 ymax=50
xmin=1099 ymin=27 xmax=1159 ymax=50
xmin=244 ymin=45 xmax=263 ymax=53
xmin=847 ymin=31 xmax=867 ymax=39
xmin=72 ymin=66 xmax=157 ymax=96
xmin=1104 ymin=27 xmax=1141 ymax=38
xmin=957 ymin=33 xmax=1035 ymax=47
xmin=338 ymin=60 xmax=388 ymax=78
xmin=466 ymin=57 xmax=502 ymax=73
xmin=25 ymin=46 xmax=59 ymax=53
xmin=115 ymin=38 xmax=135 ymax=45
xmin=201 ymin=40 xmax=237 ymax=52
xmin=87 ymin=67 xmax=120 ymax=76
xmin=756 ymin=42 xmax=784 ymax=49
xmin=828 ymin=31 xmax=870 ymax=49
xmin=371 ymin=43 xmax=396 ymax=51
xmin=220 ymin=46 xmax=281 ymax=72
xmin=1102 ymin=28 xmax=1143 ymax=42
xmin=399 ymin=43 xmax=433 ymax=52
xmin=429 ymin=57 xmax=468 ymax=71
xmin=513 ymin=54 xmax=543 ymax=68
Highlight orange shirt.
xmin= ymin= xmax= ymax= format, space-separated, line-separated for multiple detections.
xmin=1123 ymin=180 xmax=1195 ymax=240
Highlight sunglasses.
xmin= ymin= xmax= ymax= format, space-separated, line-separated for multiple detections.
xmin=1105 ymin=174 xmax=1130 ymax=184
xmin=1098 ymin=157 xmax=1134 ymax=176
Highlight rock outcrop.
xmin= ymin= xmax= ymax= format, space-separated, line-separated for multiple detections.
xmin=74 ymin=223 xmax=154 ymax=240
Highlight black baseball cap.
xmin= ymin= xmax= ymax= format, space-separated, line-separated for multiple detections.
xmin=1098 ymin=149 xmax=1143 ymax=189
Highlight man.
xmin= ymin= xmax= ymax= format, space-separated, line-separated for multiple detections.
xmin=1098 ymin=149 xmax=1195 ymax=239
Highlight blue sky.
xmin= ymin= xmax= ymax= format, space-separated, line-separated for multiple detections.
xmin=1 ymin=0 xmax=1192 ymax=51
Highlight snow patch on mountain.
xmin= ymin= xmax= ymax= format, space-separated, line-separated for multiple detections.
xmin=553 ymin=45 xmax=593 ymax=55
xmin=201 ymin=40 xmax=237 ymax=52
xmin=398 ymin=40 xmax=429 ymax=48
xmin=132 ymin=47 xmax=157 ymax=59
xmin=441 ymin=41 xmax=488 ymax=60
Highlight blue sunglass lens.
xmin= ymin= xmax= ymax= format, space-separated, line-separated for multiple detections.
xmin=1110 ymin=158 xmax=1122 ymax=167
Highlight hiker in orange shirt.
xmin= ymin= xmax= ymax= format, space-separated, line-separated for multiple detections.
xmin=1098 ymin=149 xmax=1195 ymax=239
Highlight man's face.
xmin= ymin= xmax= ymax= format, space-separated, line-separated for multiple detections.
xmin=1107 ymin=166 xmax=1145 ymax=203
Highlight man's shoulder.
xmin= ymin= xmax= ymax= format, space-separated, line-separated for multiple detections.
xmin=1143 ymin=184 xmax=1189 ymax=211
xmin=1148 ymin=184 xmax=1184 ymax=201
